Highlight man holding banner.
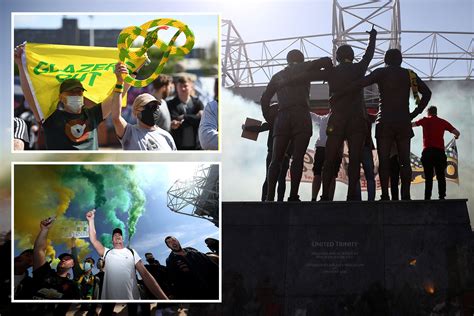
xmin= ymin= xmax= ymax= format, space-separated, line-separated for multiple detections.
xmin=14 ymin=43 xmax=143 ymax=150
xmin=412 ymin=106 xmax=460 ymax=200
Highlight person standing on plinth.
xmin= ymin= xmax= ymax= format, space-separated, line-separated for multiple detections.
xmin=412 ymin=106 xmax=460 ymax=200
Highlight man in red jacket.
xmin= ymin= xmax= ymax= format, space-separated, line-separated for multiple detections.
xmin=412 ymin=106 xmax=460 ymax=200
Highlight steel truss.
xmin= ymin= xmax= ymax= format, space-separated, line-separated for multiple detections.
xmin=222 ymin=0 xmax=474 ymax=88
xmin=167 ymin=164 xmax=219 ymax=227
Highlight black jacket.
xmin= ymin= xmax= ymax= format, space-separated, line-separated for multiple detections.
xmin=343 ymin=65 xmax=432 ymax=124
xmin=260 ymin=58 xmax=333 ymax=113
xmin=166 ymin=247 xmax=218 ymax=299
xmin=167 ymin=96 xmax=204 ymax=150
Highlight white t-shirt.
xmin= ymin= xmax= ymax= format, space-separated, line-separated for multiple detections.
xmin=311 ymin=112 xmax=330 ymax=148
xmin=101 ymin=247 xmax=141 ymax=300
xmin=120 ymin=124 xmax=177 ymax=151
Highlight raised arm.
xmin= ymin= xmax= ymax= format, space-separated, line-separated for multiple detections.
xmin=111 ymin=63 xmax=129 ymax=138
xmin=101 ymin=61 xmax=139 ymax=120
xmin=33 ymin=218 xmax=54 ymax=271
xmin=86 ymin=209 xmax=105 ymax=257
xmin=136 ymin=260 xmax=169 ymax=299
xmin=14 ymin=43 xmax=42 ymax=123
xmin=70 ymin=238 xmax=84 ymax=280
xmin=359 ymin=26 xmax=377 ymax=70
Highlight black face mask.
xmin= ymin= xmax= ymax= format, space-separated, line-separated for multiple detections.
xmin=139 ymin=102 xmax=158 ymax=126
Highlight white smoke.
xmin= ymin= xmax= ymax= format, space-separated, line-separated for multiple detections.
xmin=220 ymin=88 xmax=346 ymax=201
xmin=220 ymin=80 xmax=474 ymax=229
xmin=411 ymin=80 xmax=474 ymax=228
xmin=221 ymin=88 xmax=268 ymax=201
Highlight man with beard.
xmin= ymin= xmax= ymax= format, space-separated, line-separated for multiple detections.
xmin=165 ymin=236 xmax=218 ymax=299
xmin=86 ymin=210 xmax=168 ymax=300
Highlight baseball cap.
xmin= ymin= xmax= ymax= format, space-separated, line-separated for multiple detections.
xmin=112 ymin=228 xmax=123 ymax=236
xmin=132 ymin=93 xmax=159 ymax=116
xmin=58 ymin=253 xmax=73 ymax=260
xmin=60 ymin=79 xmax=86 ymax=93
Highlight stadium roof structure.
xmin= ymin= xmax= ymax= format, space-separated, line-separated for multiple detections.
xmin=167 ymin=164 xmax=219 ymax=227
xmin=222 ymin=0 xmax=474 ymax=88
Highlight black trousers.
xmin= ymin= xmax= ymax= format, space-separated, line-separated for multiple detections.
xmin=267 ymin=134 xmax=310 ymax=200
xmin=421 ymin=147 xmax=447 ymax=199
xmin=376 ymin=123 xmax=413 ymax=200
xmin=262 ymin=147 xmax=290 ymax=201
xmin=389 ymin=154 xmax=400 ymax=200
xmin=377 ymin=137 xmax=411 ymax=200
xmin=322 ymin=132 xmax=366 ymax=201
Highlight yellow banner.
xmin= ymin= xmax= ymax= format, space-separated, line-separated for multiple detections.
xmin=23 ymin=43 xmax=146 ymax=120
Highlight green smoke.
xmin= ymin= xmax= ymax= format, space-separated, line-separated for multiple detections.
xmin=78 ymin=166 xmax=106 ymax=208
xmin=98 ymin=165 xmax=146 ymax=243
xmin=58 ymin=165 xmax=146 ymax=244
xmin=127 ymin=179 xmax=146 ymax=241
xmin=57 ymin=165 xmax=147 ymax=245
xmin=61 ymin=166 xmax=107 ymax=209
xmin=100 ymin=233 xmax=113 ymax=249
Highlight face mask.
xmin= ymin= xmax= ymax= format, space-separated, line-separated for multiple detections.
xmin=84 ymin=262 xmax=92 ymax=271
xmin=65 ymin=96 xmax=84 ymax=113
xmin=139 ymin=102 xmax=158 ymax=126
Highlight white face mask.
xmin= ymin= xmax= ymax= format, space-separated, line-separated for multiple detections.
xmin=84 ymin=262 xmax=92 ymax=271
xmin=65 ymin=96 xmax=84 ymax=113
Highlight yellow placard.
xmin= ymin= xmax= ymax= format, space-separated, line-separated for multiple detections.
xmin=23 ymin=43 xmax=146 ymax=120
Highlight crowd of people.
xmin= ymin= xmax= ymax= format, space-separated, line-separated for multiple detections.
xmin=258 ymin=25 xmax=460 ymax=202
xmin=7 ymin=211 xmax=219 ymax=315
xmin=13 ymin=43 xmax=219 ymax=151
